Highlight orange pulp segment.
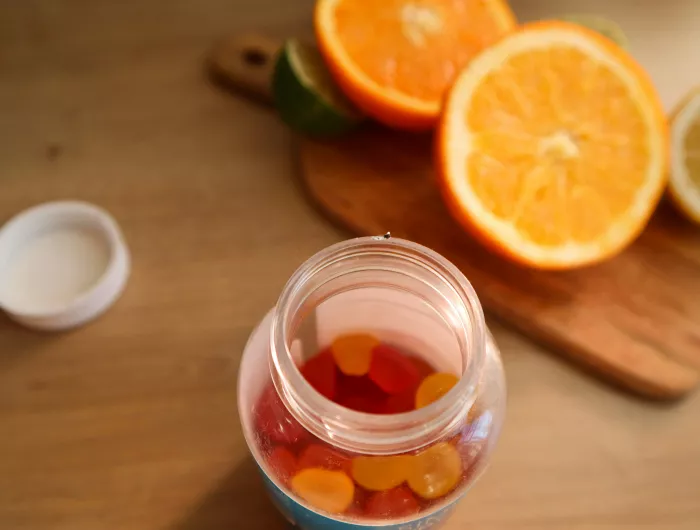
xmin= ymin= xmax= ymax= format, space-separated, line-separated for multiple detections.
xmin=291 ymin=468 xmax=355 ymax=514
xmin=437 ymin=21 xmax=668 ymax=269
xmin=415 ymin=372 xmax=460 ymax=409
xmin=331 ymin=333 xmax=380 ymax=376
xmin=315 ymin=0 xmax=516 ymax=130
xmin=351 ymin=454 xmax=412 ymax=491
xmin=407 ymin=442 xmax=462 ymax=499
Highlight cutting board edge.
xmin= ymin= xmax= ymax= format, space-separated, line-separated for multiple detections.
xmin=297 ymin=141 xmax=699 ymax=401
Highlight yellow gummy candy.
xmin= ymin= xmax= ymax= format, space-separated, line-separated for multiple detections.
xmin=415 ymin=372 xmax=459 ymax=409
xmin=407 ymin=442 xmax=462 ymax=499
xmin=290 ymin=468 xmax=355 ymax=514
xmin=351 ymin=454 xmax=412 ymax=491
xmin=331 ymin=333 xmax=379 ymax=376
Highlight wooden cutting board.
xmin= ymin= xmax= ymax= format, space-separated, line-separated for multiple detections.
xmin=210 ymin=34 xmax=700 ymax=400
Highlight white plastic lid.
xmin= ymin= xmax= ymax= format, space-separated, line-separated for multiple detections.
xmin=0 ymin=201 xmax=130 ymax=331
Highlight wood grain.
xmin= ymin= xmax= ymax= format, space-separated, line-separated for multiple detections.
xmin=1 ymin=1 xmax=699 ymax=530
xmin=208 ymin=34 xmax=279 ymax=103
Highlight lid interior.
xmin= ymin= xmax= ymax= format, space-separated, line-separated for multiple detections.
xmin=0 ymin=203 xmax=118 ymax=316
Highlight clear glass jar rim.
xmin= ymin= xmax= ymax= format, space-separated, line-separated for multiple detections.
xmin=269 ymin=236 xmax=486 ymax=454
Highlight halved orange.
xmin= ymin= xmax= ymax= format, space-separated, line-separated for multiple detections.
xmin=668 ymin=87 xmax=700 ymax=224
xmin=315 ymin=0 xmax=516 ymax=130
xmin=437 ymin=21 xmax=668 ymax=269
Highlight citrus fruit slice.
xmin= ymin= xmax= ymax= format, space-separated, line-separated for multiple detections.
xmin=272 ymin=38 xmax=363 ymax=137
xmin=561 ymin=14 xmax=628 ymax=48
xmin=315 ymin=0 xmax=516 ymax=130
xmin=668 ymin=87 xmax=700 ymax=224
xmin=438 ymin=21 xmax=668 ymax=269
xmin=291 ymin=468 xmax=355 ymax=514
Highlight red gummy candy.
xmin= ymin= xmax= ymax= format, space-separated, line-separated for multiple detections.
xmin=382 ymin=390 xmax=415 ymax=414
xmin=337 ymin=373 xmax=388 ymax=414
xmin=365 ymin=486 xmax=420 ymax=518
xmin=300 ymin=348 xmax=337 ymax=400
xmin=254 ymin=384 xmax=306 ymax=444
xmin=346 ymin=499 xmax=365 ymax=518
xmin=298 ymin=443 xmax=352 ymax=474
xmin=339 ymin=394 xmax=387 ymax=414
xmin=378 ymin=354 xmax=436 ymax=414
xmin=338 ymin=373 xmax=387 ymax=397
xmin=347 ymin=487 xmax=368 ymax=517
xmin=369 ymin=344 xmax=421 ymax=395
xmin=407 ymin=355 xmax=436 ymax=379
xmin=267 ymin=446 xmax=297 ymax=486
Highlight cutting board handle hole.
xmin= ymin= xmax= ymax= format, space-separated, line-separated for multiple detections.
xmin=242 ymin=48 xmax=268 ymax=67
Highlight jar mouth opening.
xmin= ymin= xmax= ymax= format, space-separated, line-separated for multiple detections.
xmin=270 ymin=236 xmax=486 ymax=454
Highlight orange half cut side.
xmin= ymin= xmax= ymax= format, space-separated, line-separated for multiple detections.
xmin=437 ymin=21 xmax=668 ymax=269
xmin=315 ymin=0 xmax=516 ymax=130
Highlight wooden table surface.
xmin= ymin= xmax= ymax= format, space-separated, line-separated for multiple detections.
xmin=1 ymin=1 xmax=699 ymax=529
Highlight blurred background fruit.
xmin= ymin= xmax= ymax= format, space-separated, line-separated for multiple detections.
xmin=560 ymin=14 xmax=628 ymax=48
xmin=668 ymin=87 xmax=700 ymax=223
xmin=273 ymin=39 xmax=363 ymax=137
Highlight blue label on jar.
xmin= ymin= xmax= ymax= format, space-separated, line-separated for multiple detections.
xmin=260 ymin=469 xmax=458 ymax=530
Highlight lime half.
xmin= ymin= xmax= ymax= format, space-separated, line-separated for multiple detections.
xmin=272 ymin=39 xmax=363 ymax=137
xmin=561 ymin=15 xmax=629 ymax=49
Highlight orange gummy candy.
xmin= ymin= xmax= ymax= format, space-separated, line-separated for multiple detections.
xmin=331 ymin=333 xmax=380 ymax=376
xmin=407 ymin=442 xmax=462 ymax=499
xmin=415 ymin=373 xmax=460 ymax=409
xmin=351 ymin=454 xmax=411 ymax=491
xmin=291 ymin=468 xmax=355 ymax=514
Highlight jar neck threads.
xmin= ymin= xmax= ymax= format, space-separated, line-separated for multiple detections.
xmin=269 ymin=237 xmax=485 ymax=455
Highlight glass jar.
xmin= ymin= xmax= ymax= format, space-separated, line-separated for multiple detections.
xmin=238 ymin=236 xmax=505 ymax=529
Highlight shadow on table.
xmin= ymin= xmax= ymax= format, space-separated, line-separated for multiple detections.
xmin=171 ymin=456 xmax=292 ymax=530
